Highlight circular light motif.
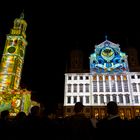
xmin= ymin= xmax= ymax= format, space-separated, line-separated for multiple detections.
xmin=8 ymin=47 xmax=16 ymax=53
xmin=101 ymin=47 xmax=115 ymax=62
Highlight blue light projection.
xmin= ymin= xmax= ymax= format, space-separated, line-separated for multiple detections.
xmin=90 ymin=39 xmax=129 ymax=74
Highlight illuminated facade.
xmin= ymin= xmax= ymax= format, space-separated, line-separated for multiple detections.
xmin=0 ymin=13 xmax=31 ymax=116
xmin=64 ymin=38 xmax=140 ymax=119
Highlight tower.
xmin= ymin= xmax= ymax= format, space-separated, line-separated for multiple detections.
xmin=0 ymin=12 xmax=27 ymax=91
xmin=0 ymin=12 xmax=31 ymax=116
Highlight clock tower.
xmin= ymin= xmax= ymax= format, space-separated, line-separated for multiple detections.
xmin=0 ymin=12 xmax=27 ymax=91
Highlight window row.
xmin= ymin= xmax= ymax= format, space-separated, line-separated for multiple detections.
xmin=93 ymin=75 xmax=128 ymax=81
xmin=67 ymin=80 xmax=129 ymax=93
xmin=131 ymin=75 xmax=140 ymax=79
xmin=67 ymin=84 xmax=89 ymax=92
xmin=66 ymin=94 xmax=135 ymax=104
xmin=68 ymin=75 xmax=89 ymax=80
xmin=132 ymin=83 xmax=140 ymax=92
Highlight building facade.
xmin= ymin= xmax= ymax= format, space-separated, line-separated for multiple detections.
xmin=64 ymin=39 xmax=140 ymax=119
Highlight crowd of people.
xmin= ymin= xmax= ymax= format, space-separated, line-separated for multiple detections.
xmin=0 ymin=101 xmax=140 ymax=138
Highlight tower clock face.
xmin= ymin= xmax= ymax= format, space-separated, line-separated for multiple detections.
xmin=8 ymin=47 xmax=16 ymax=53
xmin=19 ymin=50 xmax=24 ymax=57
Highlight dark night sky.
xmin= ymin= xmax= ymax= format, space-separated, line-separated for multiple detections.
xmin=0 ymin=2 xmax=140 ymax=111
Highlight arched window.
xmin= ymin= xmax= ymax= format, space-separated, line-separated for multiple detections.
xmin=119 ymin=94 xmax=123 ymax=103
xmin=112 ymin=94 xmax=117 ymax=102
xmin=100 ymin=94 xmax=104 ymax=104
xmin=93 ymin=94 xmax=98 ymax=103
xmin=125 ymin=94 xmax=130 ymax=104
xmin=106 ymin=94 xmax=110 ymax=103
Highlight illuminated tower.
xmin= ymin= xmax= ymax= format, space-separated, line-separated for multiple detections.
xmin=0 ymin=12 xmax=27 ymax=91
xmin=0 ymin=12 xmax=32 ymax=116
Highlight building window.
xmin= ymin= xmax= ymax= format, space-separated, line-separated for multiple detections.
xmin=79 ymin=84 xmax=83 ymax=92
xmin=119 ymin=94 xmax=123 ymax=103
xmin=86 ymin=76 xmax=89 ymax=80
xmin=123 ymin=80 xmax=129 ymax=92
xmin=67 ymin=96 xmax=71 ymax=104
xmin=80 ymin=96 xmax=83 ymax=103
xmin=85 ymin=96 xmax=89 ymax=103
xmin=117 ymin=80 xmax=122 ymax=92
xmin=105 ymin=79 xmax=110 ymax=92
xmin=138 ymin=75 xmax=140 ymax=79
xmin=74 ymin=76 xmax=77 ymax=80
xmin=111 ymin=81 xmax=116 ymax=92
xmin=138 ymin=83 xmax=140 ymax=92
xmin=73 ymin=84 xmax=77 ymax=92
xmin=134 ymin=96 xmax=139 ymax=103
xmin=106 ymin=94 xmax=110 ymax=103
xmin=132 ymin=83 xmax=137 ymax=92
xmin=85 ymin=84 xmax=89 ymax=92
xmin=93 ymin=94 xmax=98 ymax=103
xmin=131 ymin=75 xmax=135 ymax=79
xmin=100 ymin=94 xmax=104 ymax=104
xmin=68 ymin=76 xmax=71 ymax=80
xmin=73 ymin=96 xmax=77 ymax=104
xmin=67 ymin=84 xmax=71 ymax=92
xmin=99 ymin=81 xmax=104 ymax=92
xmin=80 ymin=76 xmax=83 ymax=80
xmin=112 ymin=94 xmax=117 ymax=102
xmin=93 ymin=81 xmax=97 ymax=92
xmin=125 ymin=94 xmax=130 ymax=104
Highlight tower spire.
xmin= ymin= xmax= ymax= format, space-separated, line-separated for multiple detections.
xmin=105 ymin=35 xmax=108 ymax=40
xmin=20 ymin=9 xmax=24 ymax=19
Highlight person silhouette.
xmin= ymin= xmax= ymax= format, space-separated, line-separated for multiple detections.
xmin=97 ymin=101 xmax=125 ymax=128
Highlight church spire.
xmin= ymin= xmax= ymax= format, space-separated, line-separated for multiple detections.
xmin=20 ymin=10 xmax=24 ymax=19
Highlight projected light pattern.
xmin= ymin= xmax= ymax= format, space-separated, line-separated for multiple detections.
xmin=90 ymin=40 xmax=129 ymax=74
xmin=0 ymin=12 xmax=31 ymax=116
